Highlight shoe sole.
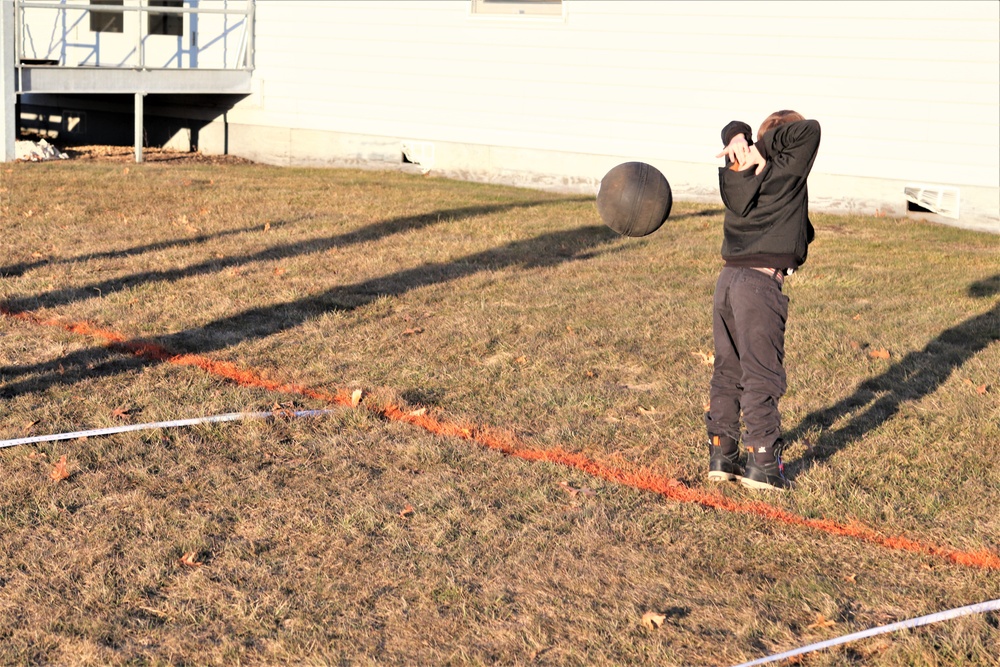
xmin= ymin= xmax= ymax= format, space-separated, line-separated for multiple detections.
xmin=708 ymin=471 xmax=743 ymax=482
xmin=740 ymin=477 xmax=788 ymax=491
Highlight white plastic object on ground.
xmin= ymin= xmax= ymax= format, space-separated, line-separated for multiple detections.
xmin=1 ymin=409 xmax=337 ymax=449
xmin=731 ymin=598 xmax=1000 ymax=667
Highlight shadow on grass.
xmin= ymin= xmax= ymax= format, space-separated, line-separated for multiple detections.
xmin=2 ymin=203 xmax=721 ymax=408
xmin=0 ymin=220 xmax=295 ymax=279
xmin=784 ymin=274 xmax=1000 ymax=478
xmin=1 ymin=213 xmax=619 ymax=398
xmin=1 ymin=198 xmax=591 ymax=312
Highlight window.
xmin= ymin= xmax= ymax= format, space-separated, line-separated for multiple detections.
xmin=90 ymin=0 xmax=123 ymax=33
xmin=472 ymin=0 xmax=562 ymax=17
xmin=148 ymin=0 xmax=184 ymax=37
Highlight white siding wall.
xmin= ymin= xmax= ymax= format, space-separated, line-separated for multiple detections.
xmin=215 ymin=0 xmax=999 ymax=230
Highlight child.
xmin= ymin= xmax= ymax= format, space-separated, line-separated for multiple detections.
xmin=706 ymin=111 xmax=821 ymax=490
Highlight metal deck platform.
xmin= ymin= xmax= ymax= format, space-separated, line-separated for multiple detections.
xmin=17 ymin=65 xmax=251 ymax=95
xmin=3 ymin=0 xmax=255 ymax=162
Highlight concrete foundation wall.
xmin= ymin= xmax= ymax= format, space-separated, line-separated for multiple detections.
xmin=199 ymin=119 xmax=1000 ymax=235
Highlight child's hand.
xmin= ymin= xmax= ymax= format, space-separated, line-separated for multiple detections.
xmin=745 ymin=144 xmax=767 ymax=175
xmin=716 ymin=135 xmax=751 ymax=167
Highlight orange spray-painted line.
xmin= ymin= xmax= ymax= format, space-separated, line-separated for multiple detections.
xmin=4 ymin=306 xmax=999 ymax=571
xmin=1 ymin=307 xmax=356 ymax=407
xmin=376 ymin=403 xmax=1000 ymax=571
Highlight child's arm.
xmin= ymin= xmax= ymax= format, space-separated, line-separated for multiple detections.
xmin=756 ymin=119 xmax=821 ymax=176
xmin=718 ymin=120 xmax=769 ymax=217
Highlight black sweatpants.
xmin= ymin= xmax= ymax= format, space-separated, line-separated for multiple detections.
xmin=705 ymin=266 xmax=789 ymax=456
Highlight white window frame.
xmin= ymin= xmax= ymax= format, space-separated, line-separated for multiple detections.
xmin=148 ymin=0 xmax=184 ymax=37
xmin=90 ymin=0 xmax=124 ymax=33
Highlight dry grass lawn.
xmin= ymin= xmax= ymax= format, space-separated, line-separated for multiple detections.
xmin=1 ymin=155 xmax=998 ymax=666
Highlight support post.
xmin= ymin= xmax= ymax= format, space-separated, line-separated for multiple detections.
xmin=134 ymin=91 xmax=144 ymax=163
xmin=1 ymin=0 xmax=17 ymax=162
xmin=246 ymin=1 xmax=255 ymax=69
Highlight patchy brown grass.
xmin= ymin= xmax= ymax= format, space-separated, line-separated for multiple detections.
xmin=0 ymin=157 xmax=998 ymax=666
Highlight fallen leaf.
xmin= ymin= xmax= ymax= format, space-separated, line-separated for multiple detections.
xmin=138 ymin=606 xmax=169 ymax=619
xmin=843 ymin=573 xmax=857 ymax=584
xmin=23 ymin=419 xmax=40 ymax=434
xmin=263 ymin=222 xmax=271 ymax=232
xmin=527 ymin=647 xmax=553 ymax=661
xmin=514 ymin=356 xmax=528 ymax=365
xmin=122 ymin=167 xmax=129 ymax=175
xmin=622 ymin=382 xmax=658 ymax=391
xmin=271 ymin=403 xmax=296 ymax=418
xmin=558 ymin=481 xmax=578 ymax=497
xmin=111 ymin=406 xmax=132 ymax=420
xmin=852 ymin=314 xmax=862 ymax=321
xmin=399 ymin=504 xmax=415 ymax=518
xmin=559 ymin=481 xmax=596 ymax=498
xmin=50 ymin=455 xmax=70 ymax=482
xmin=641 ymin=611 xmax=666 ymax=630
xmin=273 ymin=267 xmax=286 ymax=276
xmin=692 ymin=351 xmax=715 ymax=365
xmin=350 ymin=389 xmax=363 ymax=407
xmin=976 ymin=384 xmax=989 ymax=395
xmin=806 ymin=613 xmax=836 ymax=629
xmin=867 ymin=348 xmax=891 ymax=360
xmin=849 ymin=340 xmax=861 ymax=350
xmin=401 ymin=327 xmax=424 ymax=336
xmin=178 ymin=551 xmax=203 ymax=567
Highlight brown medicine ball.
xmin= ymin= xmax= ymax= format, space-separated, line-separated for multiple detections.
xmin=596 ymin=162 xmax=672 ymax=237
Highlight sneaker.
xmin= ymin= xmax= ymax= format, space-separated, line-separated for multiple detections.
xmin=707 ymin=435 xmax=743 ymax=482
xmin=741 ymin=451 xmax=790 ymax=491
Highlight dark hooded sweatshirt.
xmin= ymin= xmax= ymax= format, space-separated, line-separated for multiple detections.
xmin=718 ymin=119 xmax=821 ymax=271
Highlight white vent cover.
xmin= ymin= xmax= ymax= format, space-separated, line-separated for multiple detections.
xmin=401 ymin=141 xmax=435 ymax=172
xmin=904 ymin=184 xmax=960 ymax=219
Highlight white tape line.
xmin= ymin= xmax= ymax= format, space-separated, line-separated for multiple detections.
xmin=0 ymin=409 xmax=337 ymax=449
xmin=731 ymin=598 xmax=1000 ymax=667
